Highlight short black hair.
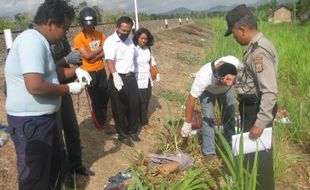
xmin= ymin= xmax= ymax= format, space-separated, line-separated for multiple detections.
xmin=132 ymin=28 xmax=154 ymax=47
xmin=116 ymin=16 xmax=133 ymax=27
xmin=34 ymin=0 xmax=75 ymax=26
xmin=218 ymin=63 xmax=237 ymax=77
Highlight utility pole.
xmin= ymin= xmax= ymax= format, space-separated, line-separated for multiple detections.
xmin=134 ymin=0 xmax=139 ymax=30
xmin=293 ymin=2 xmax=296 ymax=20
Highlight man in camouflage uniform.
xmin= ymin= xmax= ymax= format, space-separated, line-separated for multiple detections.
xmin=224 ymin=4 xmax=278 ymax=190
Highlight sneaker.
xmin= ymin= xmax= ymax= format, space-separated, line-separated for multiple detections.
xmin=130 ymin=134 xmax=141 ymax=142
xmin=74 ymin=166 xmax=95 ymax=176
xmin=204 ymin=154 xmax=217 ymax=164
xmin=119 ymin=137 xmax=135 ymax=147
xmin=102 ymin=125 xmax=116 ymax=135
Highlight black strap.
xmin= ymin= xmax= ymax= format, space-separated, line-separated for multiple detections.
xmin=148 ymin=46 xmax=152 ymax=65
xmin=211 ymin=60 xmax=222 ymax=80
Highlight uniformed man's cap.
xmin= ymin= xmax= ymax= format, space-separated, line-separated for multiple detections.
xmin=224 ymin=4 xmax=253 ymax=37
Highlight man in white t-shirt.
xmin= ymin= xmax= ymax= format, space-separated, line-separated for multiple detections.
xmin=181 ymin=56 xmax=240 ymax=161
xmin=104 ymin=16 xmax=139 ymax=147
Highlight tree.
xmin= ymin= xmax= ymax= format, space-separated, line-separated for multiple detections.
xmin=92 ymin=5 xmax=102 ymax=24
xmin=296 ymin=0 xmax=310 ymax=21
xmin=14 ymin=13 xmax=33 ymax=30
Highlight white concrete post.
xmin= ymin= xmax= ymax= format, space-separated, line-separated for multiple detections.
xmin=4 ymin=29 xmax=13 ymax=52
xmin=165 ymin=19 xmax=168 ymax=29
xmin=134 ymin=0 xmax=139 ymax=30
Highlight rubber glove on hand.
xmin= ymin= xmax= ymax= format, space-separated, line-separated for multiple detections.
xmin=67 ymin=82 xmax=85 ymax=95
xmin=64 ymin=51 xmax=82 ymax=65
xmin=112 ymin=72 xmax=123 ymax=91
xmin=156 ymin=74 xmax=160 ymax=82
xmin=181 ymin=121 xmax=192 ymax=137
xmin=75 ymin=67 xmax=92 ymax=85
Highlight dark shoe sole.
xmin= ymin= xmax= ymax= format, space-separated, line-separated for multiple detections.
xmin=119 ymin=138 xmax=135 ymax=147
xmin=130 ymin=134 xmax=141 ymax=142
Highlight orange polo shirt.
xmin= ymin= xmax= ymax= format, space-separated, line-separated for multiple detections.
xmin=73 ymin=31 xmax=105 ymax=72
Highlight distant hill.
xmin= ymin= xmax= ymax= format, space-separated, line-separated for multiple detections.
xmin=206 ymin=0 xmax=297 ymax=13
xmin=207 ymin=5 xmax=234 ymax=12
xmin=160 ymin=7 xmax=194 ymax=15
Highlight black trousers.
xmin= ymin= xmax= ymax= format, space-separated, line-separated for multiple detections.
xmin=59 ymin=94 xmax=83 ymax=174
xmin=108 ymin=73 xmax=140 ymax=139
xmin=8 ymin=114 xmax=61 ymax=190
xmin=138 ymin=80 xmax=152 ymax=126
xmin=88 ymin=70 xmax=109 ymax=126
xmin=239 ymin=101 xmax=277 ymax=190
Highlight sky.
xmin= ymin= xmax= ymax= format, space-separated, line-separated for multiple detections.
xmin=0 ymin=0 xmax=259 ymax=17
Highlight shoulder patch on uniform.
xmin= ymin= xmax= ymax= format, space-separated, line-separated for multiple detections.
xmin=252 ymin=42 xmax=259 ymax=51
xmin=254 ymin=55 xmax=263 ymax=73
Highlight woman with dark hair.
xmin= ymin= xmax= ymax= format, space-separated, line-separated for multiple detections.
xmin=133 ymin=28 xmax=160 ymax=130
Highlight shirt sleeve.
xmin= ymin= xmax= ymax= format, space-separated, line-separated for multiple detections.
xmin=190 ymin=65 xmax=212 ymax=98
xmin=103 ymin=38 xmax=116 ymax=61
xmin=73 ymin=33 xmax=83 ymax=49
xmin=19 ymin=37 xmax=47 ymax=74
xmin=252 ymin=49 xmax=277 ymax=128
xmin=151 ymin=55 xmax=157 ymax=66
xmin=101 ymin=33 xmax=106 ymax=45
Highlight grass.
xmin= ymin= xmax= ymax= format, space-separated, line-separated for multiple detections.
xmin=176 ymin=50 xmax=200 ymax=65
xmin=157 ymin=89 xmax=187 ymax=103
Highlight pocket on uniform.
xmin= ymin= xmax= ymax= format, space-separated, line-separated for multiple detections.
xmin=22 ymin=119 xmax=38 ymax=140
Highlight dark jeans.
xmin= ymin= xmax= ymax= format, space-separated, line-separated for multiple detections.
xmin=88 ymin=70 xmax=109 ymax=126
xmin=138 ymin=80 xmax=152 ymax=126
xmin=108 ymin=73 xmax=140 ymax=139
xmin=199 ymin=88 xmax=235 ymax=155
xmin=239 ymin=101 xmax=277 ymax=190
xmin=59 ymin=94 xmax=83 ymax=174
xmin=7 ymin=114 xmax=61 ymax=190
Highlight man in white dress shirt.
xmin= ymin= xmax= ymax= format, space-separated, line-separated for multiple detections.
xmin=104 ymin=16 xmax=139 ymax=147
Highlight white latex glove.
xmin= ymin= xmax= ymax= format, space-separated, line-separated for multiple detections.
xmin=156 ymin=74 xmax=160 ymax=82
xmin=112 ymin=72 xmax=123 ymax=91
xmin=67 ymin=82 xmax=85 ymax=95
xmin=75 ymin=67 xmax=92 ymax=85
xmin=64 ymin=51 xmax=82 ymax=65
xmin=181 ymin=121 xmax=192 ymax=137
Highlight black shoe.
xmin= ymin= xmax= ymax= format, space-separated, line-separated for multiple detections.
xmin=63 ymin=173 xmax=74 ymax=188
xmin=130 ymin=134 xmax=141 ymax=142
xmin=102 ymin=125 xmax=116 ymax=134
xmin=119 ymin=138 xmax=135 ymax=147
xmin=204 ymin=154 xmax=217 ymax=165
xmin=74 ymin=166 xmax=95 ymax=176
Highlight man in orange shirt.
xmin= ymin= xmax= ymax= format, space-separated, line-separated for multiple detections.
xmin=74 ymin=7 xmax=111 ymax=132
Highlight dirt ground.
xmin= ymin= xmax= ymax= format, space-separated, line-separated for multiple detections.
xmin=0 ymin=22 xmax=310 ymax=190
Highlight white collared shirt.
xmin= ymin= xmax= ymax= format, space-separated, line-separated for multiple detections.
xmin=134 ymin=45 xmax=157 ymax=89
xmin=104 ymin=32 xmax=135 ymax=74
